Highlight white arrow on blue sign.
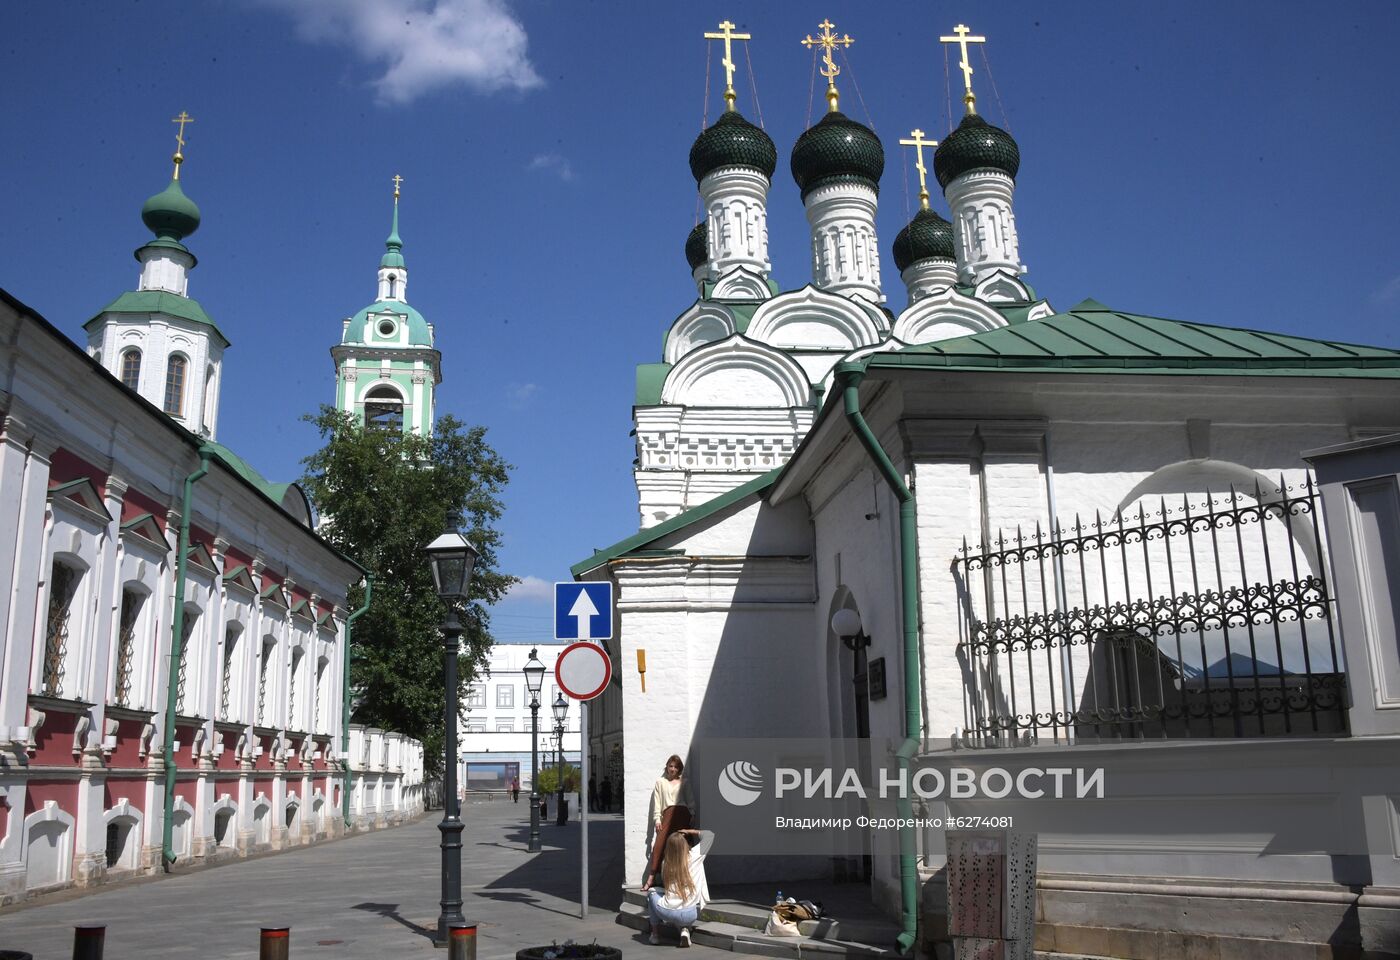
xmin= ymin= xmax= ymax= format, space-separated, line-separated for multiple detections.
xmin=554 ymin=582 xmax=613 ymax=641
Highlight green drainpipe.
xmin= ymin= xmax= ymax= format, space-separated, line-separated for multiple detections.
xmin=837 ymin=363 xmax=922 ymax=954
xmin=162 ymin=446 xmax=213 ymax=868
xmin=342 ymin=576 xmax=373 ymax=827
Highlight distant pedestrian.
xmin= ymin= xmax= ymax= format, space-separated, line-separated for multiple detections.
xmin=588 ymin=775 xmax=598 ymax=812
xmin=510 ymin=777 xmax=520 ymax=803
xmin=600 ymin=776 xmax=613 ymax=813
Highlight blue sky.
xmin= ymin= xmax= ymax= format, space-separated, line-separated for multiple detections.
xmin=5 ymin=1 xmax=1399 ymax=643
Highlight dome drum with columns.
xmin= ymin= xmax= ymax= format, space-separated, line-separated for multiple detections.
xmin=331 ymin=182 xmax=442 ymax=437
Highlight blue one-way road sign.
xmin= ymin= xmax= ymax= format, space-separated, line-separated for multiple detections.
xmin=554 ymin=582 xmax=613 ymax=641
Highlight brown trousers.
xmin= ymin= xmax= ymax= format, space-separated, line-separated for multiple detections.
xmin=647 ymin=804 xmax=693 ymax=879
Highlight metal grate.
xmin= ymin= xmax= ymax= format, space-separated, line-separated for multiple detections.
xmin=43 ymin=564 xmax=76 ymax=697
xmin=221 ymin=630 xmax=236 ymax=720
xmin=175 ymin=615 xmax=195 ymax=714
xmin=114 ymin=590 xmax=141 ymax=707
xmin=954 ymin=478 xmax=1346 ymax=741
xmin=257 ymin=640 xmax=273 ymax=726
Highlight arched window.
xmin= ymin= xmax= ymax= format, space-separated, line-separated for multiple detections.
xmin=387 ymin=274 xmax=398 ymax=299
xmin=120 ymin=349 xmax=142 ymax=391
xmin=164 ymin=355 xmax=187 ymax=417
xmin=364 ymin=385 xmax=404 ymax=432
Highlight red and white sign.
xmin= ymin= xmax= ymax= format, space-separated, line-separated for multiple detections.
xmin=555 ymin=641 xmax=612 ymax=701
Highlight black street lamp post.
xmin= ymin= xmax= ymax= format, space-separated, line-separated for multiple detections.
xmin=552 ymin=694 xmax=569 ymax=825
xmin=523 ymin=648 xmax=546 ymax=853
xmin=425 ymin=523 xmax=480 ymax=944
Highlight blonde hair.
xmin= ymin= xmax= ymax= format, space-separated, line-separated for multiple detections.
xmin=661 ymin=832 xmax=695 ymax=903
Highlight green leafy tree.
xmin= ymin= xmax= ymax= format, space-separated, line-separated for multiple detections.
xmin=301 ymin=408 xmax=515 ymax=773
xmin=536 ymin=763 xmax=581 ymax=795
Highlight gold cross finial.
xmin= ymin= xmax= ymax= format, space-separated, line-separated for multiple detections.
xmin=939 ymin=23 xmax=986 ymax=114
xmin=704 ymin=20 xmax=753 ymax=112
xmin=170 ymin=111 xmax=195 ymax=180
xmin=801 ymin=19 xmax=854 ymax=113
xmin=899 ymin=129 xmax=939 ymax=210
xmin=392 ymin=173 xmax=403 ymax=201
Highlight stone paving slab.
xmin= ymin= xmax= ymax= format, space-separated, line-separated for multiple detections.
xmin=0 ymin=800 xmax=721 ymax=960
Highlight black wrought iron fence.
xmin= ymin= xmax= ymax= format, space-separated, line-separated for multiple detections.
xmin=953 ymin=477 xmax=1347 ymax=741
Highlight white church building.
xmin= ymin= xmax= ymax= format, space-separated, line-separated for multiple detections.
xmin=0 ymin=144 xmax=423 ymax=904
xmin=576 ymin=25 xmax=1400 ymax=959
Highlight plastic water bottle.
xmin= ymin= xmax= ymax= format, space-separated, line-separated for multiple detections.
xmin=776 ymin=890 xmax=783 ymax=905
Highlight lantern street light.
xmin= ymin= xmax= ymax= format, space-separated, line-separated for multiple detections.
xmin=552 ymin=693 xmax=569 ymax=825
xmin=424 ymin=521 xmax=479 ymax=944
xmin=522 ymin=647 xmax=546 ymax=853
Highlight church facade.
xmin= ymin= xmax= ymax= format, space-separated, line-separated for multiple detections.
xmin=0 ymin=150 xmax=423 ymax=904
xmin=577 ymin=24 xmax=1400 ymax=958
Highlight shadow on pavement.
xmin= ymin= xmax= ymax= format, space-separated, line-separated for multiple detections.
xmin=352 ymin=901 xmax=436 ymax=941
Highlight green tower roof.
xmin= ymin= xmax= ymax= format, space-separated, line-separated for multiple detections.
xmin=686 ymin=222 xmax=708 ymax=271
xmin=343 ymin=300 xmax=432 ymax=347
xmin=141 ymin=178 xmax=201 ymax=242
xmin=381 ymin=197 xmax=404 ymax=268
xmin=893 ymin=208 xmax=955 ymax=272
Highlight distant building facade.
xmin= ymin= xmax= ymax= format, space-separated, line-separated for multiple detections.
xmin=460 ymin=643 xmax=581 ymax=793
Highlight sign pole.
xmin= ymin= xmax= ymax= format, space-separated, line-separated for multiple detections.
xmin=580 ymin=701 xmax=589 ymax=919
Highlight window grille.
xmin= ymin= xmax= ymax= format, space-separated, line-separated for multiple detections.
xmin=258 ymin=640 xmax=274 ymax=726
xmin=114 ymin=590 xmax=141 ymax=707
xmin=288 ymin=650 xmax=303 ymax=725
xmin=164 ymin=355 xmax=187 ymax=416
xmin=43 ymin=563 xmax=77 ymax=697
xmin=221 ymin=629 xmax=237 ymax=720
xmin=120 ymin=349 xmax=142 ymax=391
xmin=175 ymin=614 xmax=195 ymax=714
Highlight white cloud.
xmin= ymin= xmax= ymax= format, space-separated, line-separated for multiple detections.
xmin=262 ymin=0 xmax=543 ymax=104
xmin=502 ymin=575 xmax=552 ymax=603
xmin=1372 ymin=274 xmax=1400 ymax=307
xmin=527 ymin=153 xmax=575 ymax=182
xmin=506 ymin=382 xmax=538 ymax=409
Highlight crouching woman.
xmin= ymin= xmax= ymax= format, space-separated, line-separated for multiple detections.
xmin=647 ymin=828 xmax=714 ymax=947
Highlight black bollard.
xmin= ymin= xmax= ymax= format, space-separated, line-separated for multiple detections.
xmin=259 ymin=927 xmax=290 ymax=960
xmin=447 ymin=923 xmax=477 ymax=960
xmin=72 ymin=925 xmax=105 ymax=960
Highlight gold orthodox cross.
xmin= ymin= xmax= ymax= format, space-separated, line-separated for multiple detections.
xmin=704 ymin=20 xmax=752 ymax=111
xmin=899 ymin=129 xmax=939 ymax=209
xmin=802 ymin=19 xmax=854 ymax=112
xmin=392 ymin=173 xmax=404 ymax=200
xmin=939 ymin=24 xmax=986 ymax=113
xmin=170 ymin=111 xmax=195 ymax=179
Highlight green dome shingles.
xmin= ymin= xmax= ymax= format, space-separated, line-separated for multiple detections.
xmin=893 ymin=208 xmax=955 ymax=272
xmin=790 ymin=111 xmax=885 ymax=199
xmin=343 ymin=300 xmax=433 ymax=347
xmin=689 ymin=110 xmax=778 ymax=182
xmin=141 ymin=178 xmax=201 ymax=242
xmin=933 ymin=113 xmax=1020 ymax=189
xmin=686 ymin=222 xmax=708 ymax=271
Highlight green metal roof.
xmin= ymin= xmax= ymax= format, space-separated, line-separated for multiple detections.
xmin=871 ymin=299 xmax=1400 ymax=376
xmin=343 ymin=299 xmax=432 ymax=347
xmin=635 ymin=362 xmax=672 ymax=405
xmin=206 ymin=442 xmax=299 ymax=511
xmin=571 ymin=468 xmax=780 ymax=576
xmin=86 ymin=290 xmax=229 ymax=346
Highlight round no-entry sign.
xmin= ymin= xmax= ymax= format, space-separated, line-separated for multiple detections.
xmin=555 ymin=641 xmax=612 ymax=701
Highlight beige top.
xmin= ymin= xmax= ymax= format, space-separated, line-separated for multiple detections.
xmin=652 ymin=775 xmax=684 ymax=826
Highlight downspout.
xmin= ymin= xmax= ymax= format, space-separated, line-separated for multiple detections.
xmin=162 ymin=445 xmax=213 ymax=868
xmin=342 ymin=576 xmax=373 ymax=827
xmin=836 ymin=362 xmax=921 ymax=954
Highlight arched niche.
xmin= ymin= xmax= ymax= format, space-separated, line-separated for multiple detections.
xmin=711 ymin=266 xmax=772 ymax=301
xmin=892 ymin=287 xmax=1008 ymax=345
xmin=661 ymin=336 xmax=812 ymax=408
xmin=747 ymin=286 xmax=885 ymax=353
xmin=973 ymin=269 xmax=1033 ymax=304
xmin=663 ymin=301 xmax=738 ymax=365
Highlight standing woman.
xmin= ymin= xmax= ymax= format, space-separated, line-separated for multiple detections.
xmin=647 ymin=828 xmax=714 ymax=947
xmin=642 ymin=755 xmax=691 ymax=891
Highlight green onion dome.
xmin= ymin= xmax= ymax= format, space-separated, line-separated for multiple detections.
xmin=933 ymin=113 xmax=1019 ymax=189
xmin=689 ymin=110 xmax=778 ymax=183
xmin=790 ymin=111 xmax=885 ymax=200
xmin=141 ymin=178 xmax=201 ymax=241
xmin=892 ymin=208 xmax=955 ymax=272
xmin=686 ymin=222 xmax=709 ymax=271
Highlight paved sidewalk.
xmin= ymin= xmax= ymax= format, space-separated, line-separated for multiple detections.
xmin=0 ymin=800 xmax=709 ymax=959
